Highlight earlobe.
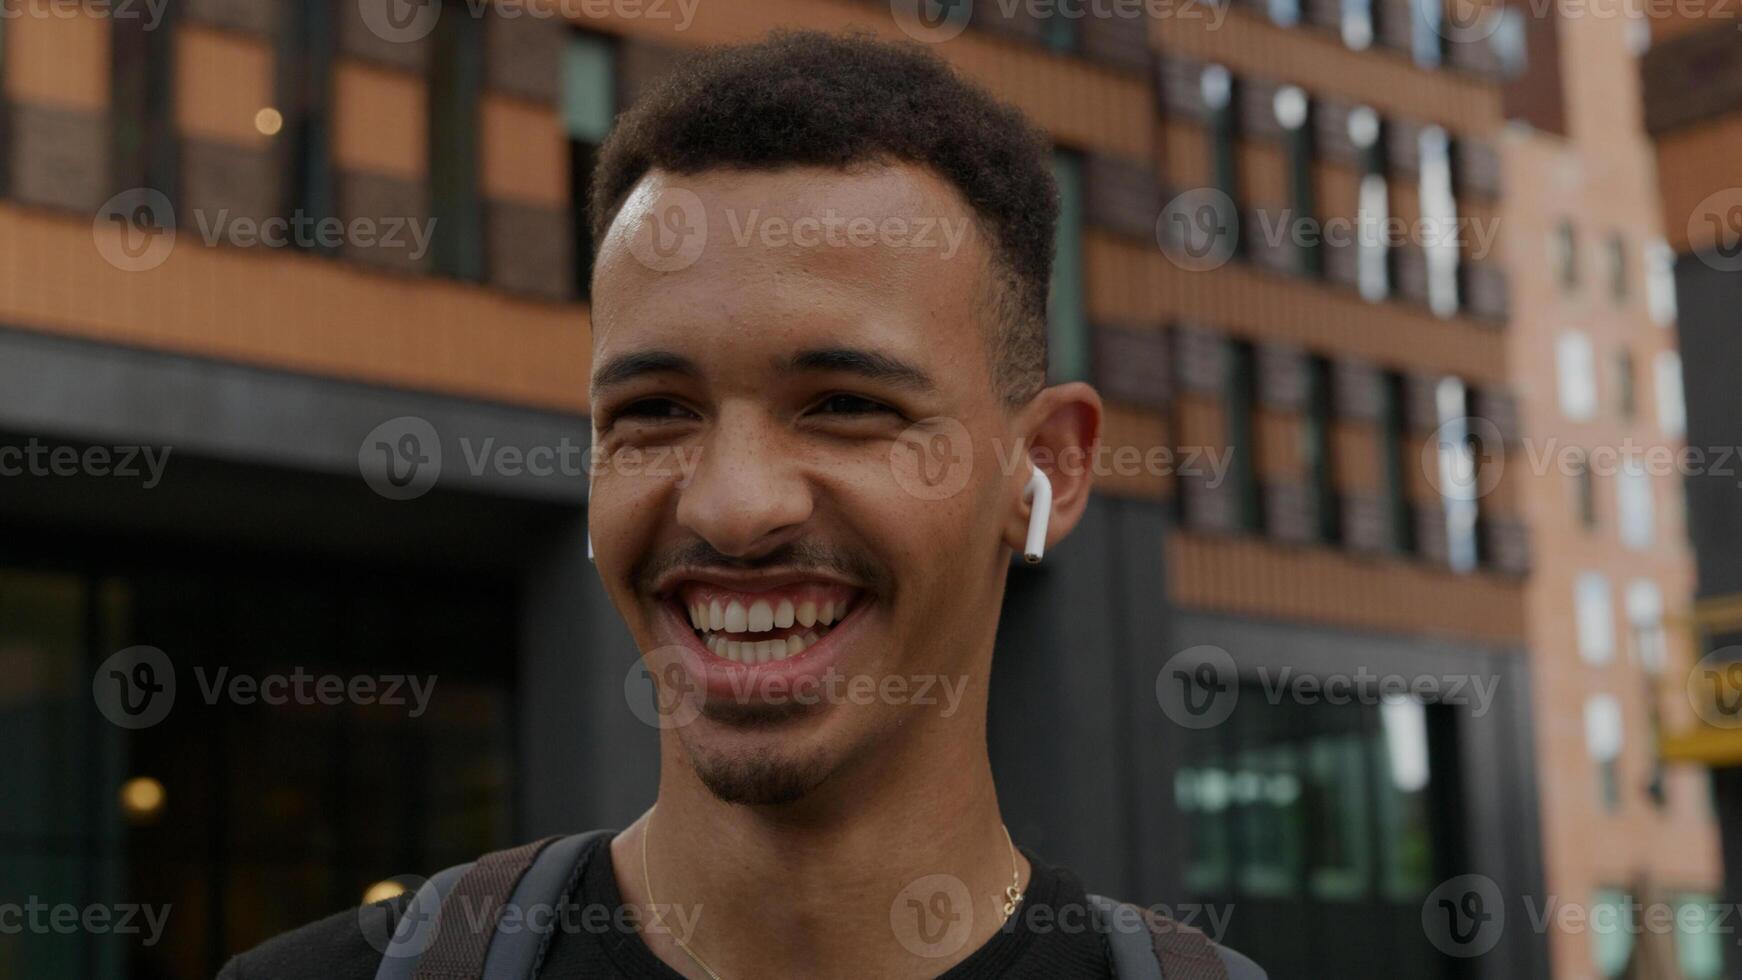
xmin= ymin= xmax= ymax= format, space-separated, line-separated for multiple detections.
xmin=1022 ymin=466 xmax=1052 ymax=564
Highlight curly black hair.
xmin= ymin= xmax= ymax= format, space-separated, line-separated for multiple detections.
xmin=589 ymin=30 xmax=1058 ymax=406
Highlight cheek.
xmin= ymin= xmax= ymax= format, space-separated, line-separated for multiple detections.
xmin=589 ymin=466 xmax=682 ymax=580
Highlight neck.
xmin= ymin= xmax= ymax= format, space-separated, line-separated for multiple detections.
xmin=614 ymin=713 xmax=1029 ymax=979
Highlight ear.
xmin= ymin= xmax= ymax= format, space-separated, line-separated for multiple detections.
xmin=1002 ymin=382 xmax=1103 ymax=560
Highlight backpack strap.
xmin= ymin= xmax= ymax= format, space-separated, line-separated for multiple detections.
xmin=373 ymin=830 xmax=614 ymax=980
xmin=1087 ymin=893 xmax=1235 ymax=980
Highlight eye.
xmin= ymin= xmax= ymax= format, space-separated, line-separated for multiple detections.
xmin=612 ymin=398 xmax=697 ymax=423
xmin=813 ymin=393 xmax=894 ymax=416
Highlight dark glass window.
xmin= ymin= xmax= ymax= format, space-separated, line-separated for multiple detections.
xmin=1203 ymin=65 xmax=1242 ymax=263
xmin=1176 ymin=686 xmax=1459 ymax=976
xmin=1305 ymin=356 xmax=1340 ymax=542
xmin=1606 ymin=234 xmax=1628 ymax=304
xmin=1049 ymin=151 xmax=1088 ymax=382
xmin=1379 ymin=371 xmax=1415 ymax=553
xmin=1227 ymin=340 xmax=1263 ymax=533
xmin=429 ymin=1 xmax=485 ymax=281
xmin=1570 ymin=449 xmax=1598 ymax=530
xmin=0 ymin=552 xmax=517 ymax=980
xmin=276 ymin=0 xmax=336 ymax=251
xmin=1615 ymin=348 xmax=1637 ymax=421
xmin=110 ymin=6 xmax=180 ymax=200
xmin=1276 ymin=87 xmax=1320 ymax=278
xmin=565 ymin=32 xmax=617 ymax=300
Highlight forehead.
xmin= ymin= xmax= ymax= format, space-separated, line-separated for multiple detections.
xmin=589 ymin=164 xmax=992 ymax=372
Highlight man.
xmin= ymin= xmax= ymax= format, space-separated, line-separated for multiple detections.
xmin=222 ymin=30 xmax=1263 ymax=980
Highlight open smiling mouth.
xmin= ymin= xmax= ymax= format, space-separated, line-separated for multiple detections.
xmin=672 ymin=583 xmax=864 ymax=665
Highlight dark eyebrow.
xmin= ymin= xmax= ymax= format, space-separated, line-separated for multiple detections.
xmin=784 ymin=347 xmax=936 ymax=392
xmin=591 ymin=350 xmax=701 ymax=393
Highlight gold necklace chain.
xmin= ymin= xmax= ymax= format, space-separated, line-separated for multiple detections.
xmin=640 ymin=805 xmax=1025 ymax=980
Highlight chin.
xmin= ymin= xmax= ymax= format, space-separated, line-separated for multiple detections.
xmin=690 ymin=747 xmax=834 ymax=806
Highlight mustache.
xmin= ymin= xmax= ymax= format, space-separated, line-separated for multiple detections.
xmin=634 ymin=538 xmax=891 ymax=597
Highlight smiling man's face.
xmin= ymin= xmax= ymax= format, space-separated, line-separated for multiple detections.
xmin=587 ymin=164 xmax=1032 ymax=805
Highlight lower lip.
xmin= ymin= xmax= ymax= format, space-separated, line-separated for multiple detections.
xmin=661 ymin=596 xmax=870 ymax=702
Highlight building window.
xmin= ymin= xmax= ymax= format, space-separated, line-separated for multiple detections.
xmin=1380 ymin=372 xmax=1415 ymax=553
xmin=1493 ymin=6 xmax=1530 ymax=76
xmin=1552 ymin=220 xmax=1579 ymax=292
xmin=429 ymin=3 xmax=485 ymax=281
xmin=276 ymin=1 xmax=336 ymax=250
xmin=1434 ymin=377 xmax=1479 ymax=572
xmin=1646 ymin=238 xmax=1677 ymax=326
xmin=1176 ymin=689 xmax=1457 ymax=978
xmin=1227 ymin=340 xmax=1264 ymax=533
xmin=1570 ymin=449 xmax=1598 ymax=530
xmin=1576 ymin=571 xmax=1615 ymax=664
xmin=1203 ymin=64 xmax=1240 ymax=259
xmin=1350 ymin=107 xmax=1390 ymax=302
xmin=1656 ymin=351 xmax=1686 ymax=437
xmin=111 ymin=6 xmax=180 ymax=200
xmin=1674 ymin=895 xmax=1726 ymax=980
xmin=1049 ymin=151 xmax=1088 ymax=382
xmin=1341 ymin=0 xmax=1375 ymax=48
xmin=1411 ymin=0 xmax=1444 ymax=66
xmin=1304 ymin=356 xmax=1339 ymax=542
xmin=1614 ymin=348 xmax=1637 ymax=421
xmin=1556 ymin=330 xmax=1598 ymax=421
xmin=1584 ymin=698 xmax=1624 ymax=814
xmin=1606 ymin=234 xmax=1628 ymax=303
xmin=564 ymin=32 xmax=616 ymax=299
xmin=1618 ymin=459 xmax=1655 ymax=550
xmin=1418 ymin=127 xmax=1459 ymax=317
xmin=1625 ymin=579 xmax=1667 ymax=673
xmin=1591 ymin=886 xmax=1636 ymax=974
xmin=1041 ymin=7 xmax=1080 ymax=51
xmin=1275 ymin=86 xmax=1319 ymax=278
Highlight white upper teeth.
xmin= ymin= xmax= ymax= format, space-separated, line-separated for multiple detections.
xmin=685 ymin=595 xmax=850 ymax=632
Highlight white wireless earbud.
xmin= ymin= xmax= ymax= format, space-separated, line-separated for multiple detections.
xmin=1022 ymin=466 xmax=1052 ymax=565
xmin=587 ymin=530 xmax=595 ymax=562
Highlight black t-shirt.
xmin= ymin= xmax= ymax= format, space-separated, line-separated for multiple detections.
xmin=218 ymin=835 xmax=1116 ymax=979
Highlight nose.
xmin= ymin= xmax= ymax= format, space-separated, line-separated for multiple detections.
xmin=675 ymin=404 xmax=813 ymax=559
